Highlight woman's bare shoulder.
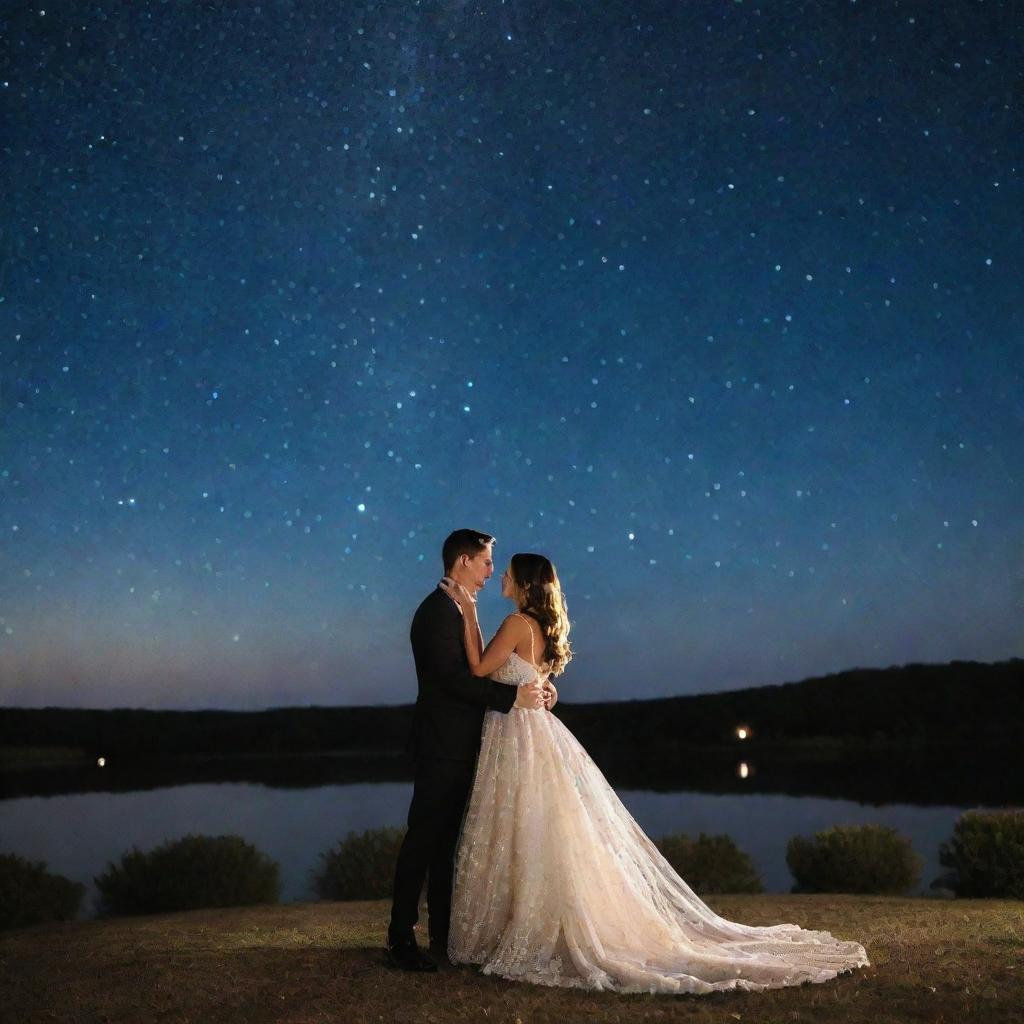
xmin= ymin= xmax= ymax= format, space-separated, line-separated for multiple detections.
xmin=508 ymin=610 xmax=541 ymax=631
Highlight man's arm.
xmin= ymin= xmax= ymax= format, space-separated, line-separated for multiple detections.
xmin=544 ymin=680 xmax=558 ymax=710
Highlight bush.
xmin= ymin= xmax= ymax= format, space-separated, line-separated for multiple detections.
xmin=936 ymin=809 xmax=1024 ymax=898
xmin=0 ymin=852 xmax=85 ymax=930
xmin=95 ymin=834 xmax=279 ymax=916
xmin=654 ymin=832 xmax=763 ymax=894
xmin=314 ymin=826 xmax=406 ymax=901
xmin=786 ymin=824 xmax=922 ymax=894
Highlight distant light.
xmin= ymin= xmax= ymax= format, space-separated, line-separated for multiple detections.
xmin=737 ymin=762 xmax=749 ymax=779
xmin=736 ymin=726 xmax=750 ymax=740
xmin=97 ymin=757 xmax=106 ymax=768
xmin=357 ymin=503 xmax=366 ymax=512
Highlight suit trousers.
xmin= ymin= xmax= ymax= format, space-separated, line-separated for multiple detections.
xmin=389 ymin=756 xmax=477 ymax=944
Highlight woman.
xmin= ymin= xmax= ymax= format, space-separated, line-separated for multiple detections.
xmin=440 ymin=553 xmax=869 ymax=995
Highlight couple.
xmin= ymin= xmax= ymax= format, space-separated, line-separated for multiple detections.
xmin=387 ymin=530 xmax=869 ymax=994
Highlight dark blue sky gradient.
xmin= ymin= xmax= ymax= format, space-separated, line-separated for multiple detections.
xmin=2 ymin=0 xmax=1021 ymax=709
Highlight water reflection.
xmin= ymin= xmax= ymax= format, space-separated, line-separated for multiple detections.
xmin=5 ymin=742 xmax=1022 ymax=808
xmin=0 ymin=781 xmax=983 ymax=914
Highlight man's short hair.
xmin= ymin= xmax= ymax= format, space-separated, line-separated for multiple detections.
xmin=442 ymin=529 xmax=495 ymax=573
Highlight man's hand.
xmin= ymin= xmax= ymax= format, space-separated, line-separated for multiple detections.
xmin=514 ymin=680 xmax=546 ymax=710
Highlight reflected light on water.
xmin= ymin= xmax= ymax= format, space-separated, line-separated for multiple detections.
xmin=737 ymin=762 xmax=751 ymax=780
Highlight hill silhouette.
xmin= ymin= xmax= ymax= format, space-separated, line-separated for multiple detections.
xmin=559 ymin=656 xmax=1024 ymax=749
xmin=2 ymin=656 xmax=1020 ymax=756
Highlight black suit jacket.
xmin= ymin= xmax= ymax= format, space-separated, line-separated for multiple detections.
xmin=407 ymin=587 xmax=518 ymax=761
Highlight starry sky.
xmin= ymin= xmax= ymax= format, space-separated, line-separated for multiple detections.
xmin=1 ymin=0 xmax=1021 ymax=711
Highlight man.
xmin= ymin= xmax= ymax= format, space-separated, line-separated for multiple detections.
xmin=386 ymin=529 xmax=549 ymax=971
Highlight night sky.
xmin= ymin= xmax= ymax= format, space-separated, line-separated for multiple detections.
xmin=2 ymin=1 xmax=1021 ymax=711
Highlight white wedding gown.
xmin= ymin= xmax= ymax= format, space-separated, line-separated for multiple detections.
xmin=449 ymin=651 xmax=869 ymax=995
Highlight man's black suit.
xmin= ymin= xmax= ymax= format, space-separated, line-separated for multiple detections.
xmin=388 ymin=586 xmax=518 ymax=949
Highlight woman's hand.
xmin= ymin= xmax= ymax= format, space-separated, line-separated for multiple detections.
xmin=439 ymin=576 xmax=477 ymax=615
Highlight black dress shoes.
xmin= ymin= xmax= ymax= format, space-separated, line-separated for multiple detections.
xmin=386 ymin=937 xmax=438 ymax=973
xmin=428 ymin=935 xmax=451 ymax=965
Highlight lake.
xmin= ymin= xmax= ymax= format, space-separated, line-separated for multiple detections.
xmin=0 ymin=775 xmax=984 ymax=914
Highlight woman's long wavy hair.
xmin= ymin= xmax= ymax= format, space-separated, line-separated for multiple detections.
xmin=509 ymin=553 xmax=573 ymax=677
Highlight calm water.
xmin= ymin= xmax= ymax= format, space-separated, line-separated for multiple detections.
xmin=1 ymin=780 xmax=981 ymax=915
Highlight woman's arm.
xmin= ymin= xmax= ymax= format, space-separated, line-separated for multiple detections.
xmin=438 ymin=581 xmax=546 ymax=710
xmin=412 ymin=604 xmax=519 ymax=713
xmin=441 ymin=580 xmax=527 ymax=678
xmin=461 ymin=606 xmax=524 ymax=678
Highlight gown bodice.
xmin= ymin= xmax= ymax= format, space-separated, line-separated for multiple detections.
xmin=489 ymin=650 xmax=549 ymax=687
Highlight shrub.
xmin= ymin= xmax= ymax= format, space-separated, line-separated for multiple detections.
xmin=95 ymin=834 xmax=279 ymax=916
xmin=936 ymin=809 xmax=1024 ymax=898
xmin=0 ymin=853 xmax=85 ymax=930
xmin=786 ymin=824 xmax=922 ymax=894
xmin=314 ymin=826 xmax=406 ymax=901
xmin=654 ymin=832 xmax=763 ymax=894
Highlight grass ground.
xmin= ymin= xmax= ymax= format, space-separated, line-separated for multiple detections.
xmin=1 ymin=894 xmax=1021 ymax=1023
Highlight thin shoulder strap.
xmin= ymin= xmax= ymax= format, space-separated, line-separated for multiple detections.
xmin=513 ymin=612 xmax=535 ymax=665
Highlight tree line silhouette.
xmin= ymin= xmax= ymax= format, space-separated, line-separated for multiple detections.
xmin=2 ymin=657 xmax=1020 ymax=758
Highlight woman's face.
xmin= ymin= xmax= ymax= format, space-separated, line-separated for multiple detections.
xmin=500 ymin=563 xmax=516 ymax=600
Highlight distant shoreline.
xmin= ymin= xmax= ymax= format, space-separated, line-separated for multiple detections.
xmin=0 ymin=732 xmax=984 ymax=766
xmin=3 ymin=657 xmax=1021 ymax=809
xmin=3 ymin=735 xmax=1021 ymax=808
xmin=0 ymin=745 xmax=88 ymax=768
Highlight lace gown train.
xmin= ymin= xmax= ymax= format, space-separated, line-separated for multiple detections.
xmin=449 ymin=652 xmax=869 ymax=995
